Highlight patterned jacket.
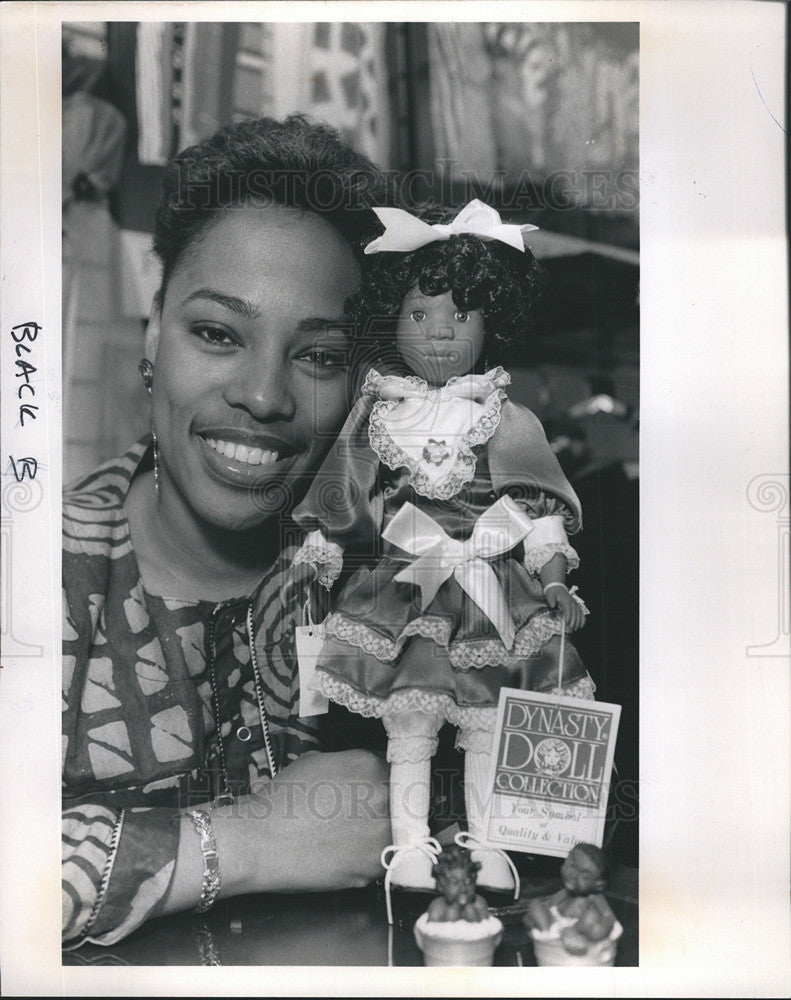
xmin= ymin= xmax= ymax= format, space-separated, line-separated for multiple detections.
xmin=62 ymin=441 xmax=323 ymax=946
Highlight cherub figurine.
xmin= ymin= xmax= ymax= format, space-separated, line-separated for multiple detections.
xmin=291 ymin=200 xmax=593 ymax=893
xmin=426 ymin=845 xmax=490 ymax=923
xmin=523 ymin=843 xmax=617 ymax=956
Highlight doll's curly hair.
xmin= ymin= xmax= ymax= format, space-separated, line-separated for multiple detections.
xmin=349 ymin=205 xmax=546 ymax=358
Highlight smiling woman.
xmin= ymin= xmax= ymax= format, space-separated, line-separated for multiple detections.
xmin=128 ymin=202 xmax=362 ymax=597
xmin=61 ymin=116 xmax=394 ymax=948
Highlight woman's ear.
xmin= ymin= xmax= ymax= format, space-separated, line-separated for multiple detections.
xmin=144 ymin=292 xmax=162 ymax=361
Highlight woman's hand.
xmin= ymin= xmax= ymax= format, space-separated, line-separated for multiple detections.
xmin=245 ymin=749 xmax=391 ymax=893
xmin=157 ymin=750 xmax=391 ymax=916
xmin=544 ymin=584 xmax=587 ymax=632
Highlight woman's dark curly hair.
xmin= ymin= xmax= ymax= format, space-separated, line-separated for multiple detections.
xmin=350 ymin=205 xmax=546 ymax=359
xmin=153 ymin=114 xmax=391 ymax=296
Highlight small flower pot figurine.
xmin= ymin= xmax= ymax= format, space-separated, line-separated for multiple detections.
xmin=523 ymin=843 xmax=623 ymax=967
xmin=413 ymin=844 xmax=504 ymax=966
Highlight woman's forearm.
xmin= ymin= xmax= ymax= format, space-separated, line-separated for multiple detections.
xmin=155 ymin=749 xmax=391 ymax=917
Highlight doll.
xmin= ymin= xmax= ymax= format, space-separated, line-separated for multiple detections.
xmin=291 ymin=200 xmax=593 ymax=895
xmin=425 ymin=844 xmax=490 ymax=923
xmin=414 ymin=844 xmax=504 ymax=966
xmin=523 ymin=843 xmax=620 ymax=962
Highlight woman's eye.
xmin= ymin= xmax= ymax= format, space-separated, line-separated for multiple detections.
xmin=410 ymin=309 xmax=426 ymax=322
xmin=299 ymin=348 xmax=348 ymax=372
xmin=191 ymin=324 xmax=236 ymax=347
xmin=454 ymin=310 xmax=469 ymax=322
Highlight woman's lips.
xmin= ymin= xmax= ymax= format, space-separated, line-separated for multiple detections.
xmin=196 ymin=433 xmax=299 ymax=487
xmin=204 ymin=437 xmax=280 ymax=467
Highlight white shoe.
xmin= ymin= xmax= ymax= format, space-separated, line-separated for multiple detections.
xmin=387 ymin=845 xmax=437 ymax=891
xmin=455 ymin=831 xmax=520 ymax=898
xmin=471 ymin=846 xmax=516 ymax=892
xmin=381 ymin=839 xmax=442 ymax=923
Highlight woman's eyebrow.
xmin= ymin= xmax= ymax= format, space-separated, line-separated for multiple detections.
xmin=181 ymin=288 xmax=261 ymax=318
xmin=295 ymin=316 xmax=351 ymax=334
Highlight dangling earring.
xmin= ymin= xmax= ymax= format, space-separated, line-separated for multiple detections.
xmin=139 ymin=357 xmax=154 ymax=391
xmin=151 ymin=432 xmax=160 ymax=496
xmin=139 ymin=358 xmax=160 ymax=496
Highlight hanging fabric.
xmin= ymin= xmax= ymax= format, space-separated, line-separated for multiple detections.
xmin=135 ymin=22 xmax=175 ymax=166
xmin=266 ymin=22 xmax=391 ymax=168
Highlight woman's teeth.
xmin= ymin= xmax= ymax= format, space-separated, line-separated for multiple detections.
xmin=204 ymin=438 xmax=280 ymax=466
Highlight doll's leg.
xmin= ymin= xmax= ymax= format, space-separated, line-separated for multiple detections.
xmin=457 ymin=716 xmax=516 ymax=892
xmin=383 ymin=710 xmax=442 ymax=890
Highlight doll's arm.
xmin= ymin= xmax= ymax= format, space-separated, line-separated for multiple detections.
xmin=292 ymin=529 xmax=345 ymax=590
xmin=520 ymin=508 xmax=580 ymax=576
xmin=290 ymin=394 xmax=384 ymax=588
xmin=523 ymin=897 xmax=556 ymax=932
xmin=538 ymin=553 xmax=588 ymax=631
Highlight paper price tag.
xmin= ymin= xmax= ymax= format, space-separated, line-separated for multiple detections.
xmin=294 ymin=624 xmax=329 ymax=716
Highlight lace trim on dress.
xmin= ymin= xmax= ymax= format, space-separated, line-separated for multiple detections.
xmin=314 ymin=673 xmax=502 ymax=728
xmin=522 ymin=542 xmax=580 ymax=576
xmin=362 ymin=368 xmax=429 ymax=397
xmin=366 ymin=370 xmax=508 ymax=501
xmin=325 ymin=612 xmax=453 ymax=661
xmin=292 ymin=540 xmax=344 ymax=590
xmin=315 ymin=672 xmax=596 ymax=728
xmin=325 ymin=609 xmax=570 ymax=670
xmin=446 ymin=365 xmax=511 ymax=392
xmin=453 ymin=677 xmax=596 ymax=751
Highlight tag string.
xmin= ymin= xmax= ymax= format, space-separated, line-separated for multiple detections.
xmin=558 ymin=618 xmax=565 ymax=694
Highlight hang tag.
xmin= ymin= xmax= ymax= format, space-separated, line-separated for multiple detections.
xmin=295 ymin=624 xmax=329 ymax=716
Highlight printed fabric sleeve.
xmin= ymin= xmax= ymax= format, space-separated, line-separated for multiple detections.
xmin=62 ymin=803 xmax=180 ymax=948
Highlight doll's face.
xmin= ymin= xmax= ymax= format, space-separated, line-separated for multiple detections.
xmin=395 ymin=286 xmax=485 ymax=385
xmin=560 ymin=846 xmax=606 ymax=896
xmin=436 ymin=865 xmax=476 ymax=907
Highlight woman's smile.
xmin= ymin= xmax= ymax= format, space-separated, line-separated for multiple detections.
xmin=196 ymin=431 xmax=301 ymax=487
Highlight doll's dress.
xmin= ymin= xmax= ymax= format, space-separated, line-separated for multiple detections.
xmin=293 ymin=366 xmax=593 ymax=729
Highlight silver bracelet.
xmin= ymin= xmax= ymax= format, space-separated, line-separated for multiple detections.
xmin=187 ymin=809 xmax=221 ymax=914
xmin=542 ymin=581 xmax=569 ymax=596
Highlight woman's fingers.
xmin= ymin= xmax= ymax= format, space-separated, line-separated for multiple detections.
xmin=247 ymin=750 xmax=391 ymax=893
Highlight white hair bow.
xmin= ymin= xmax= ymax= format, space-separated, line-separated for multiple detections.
xmin=364 ymin=198 xmax=539 ymax=255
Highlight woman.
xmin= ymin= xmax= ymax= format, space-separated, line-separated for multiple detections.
xmin=62 ymin=116 xmax=392 ymax=947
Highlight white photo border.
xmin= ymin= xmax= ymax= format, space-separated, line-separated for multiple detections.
xmin=0 ymin=1 xmax=788 ymax=995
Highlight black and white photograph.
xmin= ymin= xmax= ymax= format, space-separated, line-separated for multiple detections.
xmin=0 ymin=1 xmax=788 ymax=995
xmin=59 ymin=18 xmax=639 ymax=967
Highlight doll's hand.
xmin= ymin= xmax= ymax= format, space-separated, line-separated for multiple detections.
xmin=544 ymin=583 xmax=587 ymax=631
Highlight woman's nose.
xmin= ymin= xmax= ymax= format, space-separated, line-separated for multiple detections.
xmin=223 ymin=355 xmax=296 ymax=422
xmin=425 ymin=324 xmax=455 ymax=341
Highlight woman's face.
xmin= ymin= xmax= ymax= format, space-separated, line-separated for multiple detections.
xmin=146 ymin=203 xmax=360 ymax=531
xmin=395 ymin=286 xmax=485 ymax=385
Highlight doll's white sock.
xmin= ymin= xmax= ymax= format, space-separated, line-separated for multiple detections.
xmin=383 ymin=710 xmax=442 ymax=846
xmin=457 ymin=725 xmax=496 ymax=844
xmin=458 ymin=718 xmax=516 ymax=892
